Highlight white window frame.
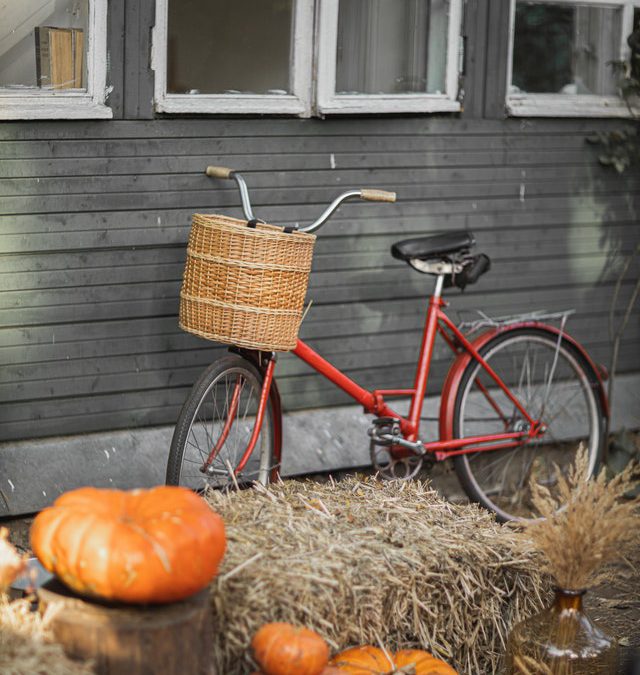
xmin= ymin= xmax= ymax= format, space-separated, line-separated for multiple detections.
xmin=0 ymin=0 xmax=111 ymax=120
xmin=507 ymin=0 xmax=640 ymax=117
xmin=315 ymin=0 xmax=463 ymax=114
xmin=151 ymin=0 xmax=314 ymax=115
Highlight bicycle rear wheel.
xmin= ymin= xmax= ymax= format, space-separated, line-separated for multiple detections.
xmin=452 ymin=327 xmax=605 ymax=522
xmin=166 ymin=354 xmax=275 ymax=490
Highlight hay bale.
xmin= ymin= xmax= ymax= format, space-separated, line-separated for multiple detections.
xmin=0 ymin=597 xmax=94 ymax=675
xmin=208 ymin=477 xmax=547 ymax=674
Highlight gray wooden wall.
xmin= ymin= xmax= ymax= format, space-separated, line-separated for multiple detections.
xmin=0 ymin=117 xmax=638 ymax=442
xmin=0 ymin=0 xmax=638 ymax=445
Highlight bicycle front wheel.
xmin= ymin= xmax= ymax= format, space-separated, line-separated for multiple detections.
xmin=452 ymin=327 xmax=605 ymax=522
xmin=166 ymin=354 xmax=275 ymax=490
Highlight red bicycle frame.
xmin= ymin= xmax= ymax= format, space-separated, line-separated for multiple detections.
xmin=221 ymin=288 xmax=550 ymax=475
xmin=291 ymin=296 xmax=541 ymax=463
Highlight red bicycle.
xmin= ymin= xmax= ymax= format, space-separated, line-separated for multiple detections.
xmin=166 ymin=169 xmax=608 ymax=521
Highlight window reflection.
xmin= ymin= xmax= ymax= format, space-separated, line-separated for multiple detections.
xmin=335 ymin=0 xmax=449 ymax=96
xmin=512 ymin=1 xmax=622 ymax=96
xmin=0 ymin=0 xmax=88 ymax=90
xmin=167 ymin=0 xmax=293 ymax=95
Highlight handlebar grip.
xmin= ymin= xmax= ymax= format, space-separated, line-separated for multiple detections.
xmin=360 ymin=189 xmax=397 ymax=203
xmin=205 ymin=166 xmax=235 ymax=179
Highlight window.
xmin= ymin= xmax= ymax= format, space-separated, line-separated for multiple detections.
xmin=152 ymin=0 xmax=463 ymax=116
xmin=507 ymin=0 xmax=640 ymax=117
xmin=0 ymin=0 xmax=110 ymax=120
xmin=316 ymin=0 xmax=462 ymax=113
xmin=152 ymin=0 xmax=314 ymax=114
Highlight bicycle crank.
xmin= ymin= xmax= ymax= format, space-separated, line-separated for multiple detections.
xmin=368 ymin=417 xmax=425 ymax=481
xmin=370 ymin=441 xmax=424 ymax=480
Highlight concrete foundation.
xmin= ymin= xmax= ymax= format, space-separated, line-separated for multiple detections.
xmin=1 ymin=372 xmax=638 ymax=516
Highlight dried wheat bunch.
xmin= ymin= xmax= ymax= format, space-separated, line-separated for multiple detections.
xmin=518 ymin=447 xmax=640 ymax=590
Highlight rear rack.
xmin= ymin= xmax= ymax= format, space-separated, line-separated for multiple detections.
xmin=458 ymin=309 xmax=575 ymax=336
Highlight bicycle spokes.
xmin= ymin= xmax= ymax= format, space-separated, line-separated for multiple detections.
xmin=182 ymin=368 xmax=268 ymax=488
xmin=455 ymin=331 xmax=602 ymax=520
xmin=201 ymin=374 xmax=244 ymax=473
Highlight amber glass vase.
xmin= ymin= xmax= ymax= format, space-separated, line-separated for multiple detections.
xmin=505 ymin=588 xmax=618 ymax=674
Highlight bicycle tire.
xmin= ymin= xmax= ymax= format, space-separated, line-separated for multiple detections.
xmin=452 ymin=327 xmax=605 ymax=522
xmin=166 ymin=354 xmax=275 ymax=490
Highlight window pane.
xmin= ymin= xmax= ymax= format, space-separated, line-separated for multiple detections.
xmin=0 ymin=0 xmax=88 ymax=90
xmin=512 ymin=1 xmax=622 ymax=96
xmin=336 ymin=0 xmax=449 ymax=95
xmin=167 ymin=0 xmax=293 ymax=95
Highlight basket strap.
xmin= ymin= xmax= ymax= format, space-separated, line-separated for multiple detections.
xmin=247 ymin=218 xmax=297 ymax=235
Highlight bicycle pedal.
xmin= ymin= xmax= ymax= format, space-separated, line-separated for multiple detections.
xmin=368 ymin=417 xmax=402 ymax=445
xmin=369 ymin=417 xmax=401 ymax=434
xmin=371 ymin=416 xmax=401 ymax=426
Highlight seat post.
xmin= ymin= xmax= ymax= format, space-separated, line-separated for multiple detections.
xmin=432 ymin=274 xmax=445 ymax=299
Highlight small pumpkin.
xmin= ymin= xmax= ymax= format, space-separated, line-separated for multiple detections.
xmin=394 ymin=649 xmax=458 ymax=674
xmin=330 ymin=646 xmax=394 ymax=674
xmin=30 ymin=485 xmax=226 ymax=604
xmin=251 ymin=622 xmax=330 ymax=675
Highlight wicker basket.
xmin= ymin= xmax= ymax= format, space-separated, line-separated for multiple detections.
xmin=179 ymin=214 xmax=316 ymax=351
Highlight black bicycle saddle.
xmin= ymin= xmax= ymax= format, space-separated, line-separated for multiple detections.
xmin=391 ymin=231 xmax=475 ymax=261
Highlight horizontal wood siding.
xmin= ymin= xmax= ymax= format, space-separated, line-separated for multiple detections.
xmin=0 ymin=117 xmax=638 ymax=441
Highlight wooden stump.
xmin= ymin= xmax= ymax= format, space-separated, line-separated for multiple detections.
xmin=38 ymin=579 xmax=216 ymax=675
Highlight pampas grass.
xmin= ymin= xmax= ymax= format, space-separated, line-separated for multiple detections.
xmin=0 ymin=528 xmax=94 ymax=674
xmin=0 ymin=596 xmax=94 ymax=675
xmin=0 ymin=528 xmax=27 ymax=592
xmin=517 ymin=447 xmax=640 ymax=590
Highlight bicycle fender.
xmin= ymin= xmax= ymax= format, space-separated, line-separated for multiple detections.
xmin=438 ymin=322 xmax=609 ymax=443
xmin=267 ymin=377 xmax=283 ymax=468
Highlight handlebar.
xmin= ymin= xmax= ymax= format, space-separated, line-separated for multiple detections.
xmin=204 ymin=165 xmax=396 ymax=233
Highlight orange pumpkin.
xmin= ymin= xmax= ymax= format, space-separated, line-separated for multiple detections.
xmin=330 ymin=646 xmax=394 ymax=674
xmin=251 ymin=671 xmax=341 ymax=675
xmin=394 ymin=650 xmax=458 ymax=674
xmin=251 ymin=622 xmax=330 ymax=675
xmin=30 ymin=485 xmax=226 ymax=604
